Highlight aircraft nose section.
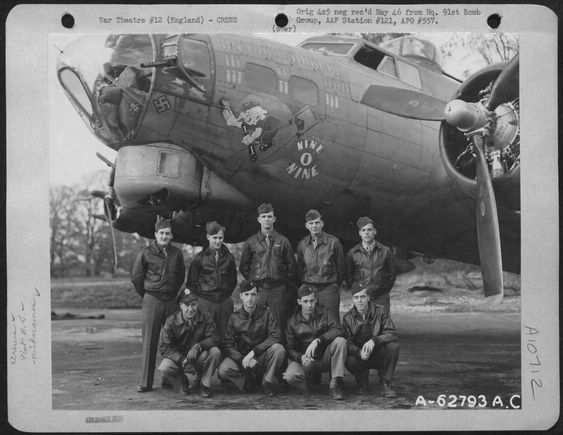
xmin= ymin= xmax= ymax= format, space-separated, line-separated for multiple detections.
xmin=56 ymin=34 xmax=156 ymax=146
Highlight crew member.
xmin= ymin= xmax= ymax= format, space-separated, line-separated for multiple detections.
xmin=345 ymin=216 xmax=397 ymax=314
xmin=283 ymin=285 xmax=347 ymax=400
xmin=218 ymin=280 xmax=286 ymax=397
xmin=158 ymin=289 xmax=222 ymax=398
xmin=296 ymin=209 xmax=345 ymax=321
xmin=131 ymin=219 xmax=186 ymax=393
xmin=343 ymin=282 xmax=399 ymax=397
xmin=239 ymin=203 xmax=297 ymax=342
xmin=186 ymin=221 xmax=237 ymax=338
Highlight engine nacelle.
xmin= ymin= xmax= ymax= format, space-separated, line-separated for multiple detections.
xmin=114 ymin=143 xmax=251 ymax=213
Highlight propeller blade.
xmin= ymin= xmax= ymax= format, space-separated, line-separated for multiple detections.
xmin=485 ymin=54 xmax=519 ymax=111
xmin=88 ymin=188 xmax=108 ymax=199
xmin=103 ymin=198 xmax=118 ymax=275
xmin=361 ymin=86 xmax=446 ymax=121
xmin=473 ymin=135 xmax=504 ymax=298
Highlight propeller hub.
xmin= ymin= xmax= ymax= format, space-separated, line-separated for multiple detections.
xmin=444 ymin=99 xmax=490 ymax=132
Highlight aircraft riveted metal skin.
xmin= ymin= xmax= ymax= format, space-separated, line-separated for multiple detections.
xmin=57 ymin=33 xmax=520 ymax=297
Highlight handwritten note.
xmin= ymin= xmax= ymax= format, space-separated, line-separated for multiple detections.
xmin=525 ymin=325 xmax=542 ymax=399
xmin=10 ymin=288 xmax=40 ymax=366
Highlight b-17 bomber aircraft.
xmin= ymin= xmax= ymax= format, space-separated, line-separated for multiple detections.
xmin=57 ymin=33 xmax=520 ymax=299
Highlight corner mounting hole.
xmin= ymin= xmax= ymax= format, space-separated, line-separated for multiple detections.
xmin=275 ymin=13 xmax=288 ymax=28
xmin=62 ymin=13 xmax=75 ymax=29
xmin=487 ymin=13 xmax=501 ymax=29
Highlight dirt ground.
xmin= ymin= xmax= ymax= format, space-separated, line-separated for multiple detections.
xmin=51 ymin=307 xmax=520 ymax=411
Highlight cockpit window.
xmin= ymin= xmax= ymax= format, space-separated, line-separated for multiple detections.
xmin=300 ymin=42 xmax=355 ymax=56
xmin=397 ymin=60 xmax=422 ymax=88
xmin=244 ymin=63 xmax=277 ymax=92
xmin=354 ymin=45 xmax=396 ymax=77
xmin=380 ymin=36 xmax=442 ymax=68
xmin=106 ymin=34 xmax=154 ymax=71
xmin=59 ymin=67 xmax=95 ymax=120
xmin=178 ymin=38 xmax=211 ymax=91
xmin=94 ymin=35 xmax=154 ymax=140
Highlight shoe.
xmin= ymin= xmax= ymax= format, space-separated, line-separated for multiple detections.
xmin=262 ymin=382 xmax=275 ymax=397
xmin=382 ymin=381 xmax=397 ymax=398
xmin=311 ymin=372 xmax=322 ymax=386
xmin=329 ymin=385 xmax=344 ymax=400
xmin=161 ymin=376 xmax=173 ymax=390
xmin=190 ymin=377 xmax=201 ymax=391
xmin=279 ymin=378 xmax=289 ymax=390
xmin=180 ymin=375 xmax=190 ymax=395
xmin=304 ymin=376 xmax=313 ymax=395
xmin=200 ymin=386 xmax=211 ymax=398
xmin=137 ymin=386 xmax=152 ymax=393
xmin=243 ymin=373 xmax=257 ymax=393
xmin=354 ymin=372 xmax=369 ymax=395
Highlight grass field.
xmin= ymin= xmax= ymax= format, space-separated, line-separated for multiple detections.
xmin=51 ymin=258 xmax=520 ymax=313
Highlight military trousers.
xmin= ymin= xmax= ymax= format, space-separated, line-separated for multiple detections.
xmin=372 ymin=292 xmax=391 ymax=314
xmin=218 ymin=343 xmax=286 ymax=391
xmin=346 ymin=341 xmax=400 ymax=383
xmin=257 ymin=282 xmax=288 ymax=343
xmin=140 ymin=293 xmax=178 ymax=389
xmin=158 ymin=347 xmax=222 ymax=388
xmin=312 ymin=283 xmax=341 ymax=322
xmin=283 ymin=336 xmax=347 ymax=389
xmin=197 ymin=297 xmax=234 ymax=339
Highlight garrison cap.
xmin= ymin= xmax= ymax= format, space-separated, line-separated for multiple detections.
xmin=239 ymin=279 xmax=258 ymax=294
xmin=356 ymin=216 xmax=375 ymax=230
xmin=257 ymin=202 xmax=274 ymax=215
xmin=305 ymin=209 xmax=322 ymax=222
xmin=179 ymin=288 xmax=198 ymax=305
xmin=298 ymin=284 xmax=316 ymax=299
xmin=155 ymin=219 xmax=172 ymax=232
xmin=206 ymin=221 xmax=225 ymax=236
xmin=350 ymin=281 xmax=369 ymax=296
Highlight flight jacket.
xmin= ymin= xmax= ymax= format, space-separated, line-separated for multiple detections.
xmin=186 ymin=244 xmax=237 ymax=303
xmin=286 ymin=306 xmax=343 ymax=362
xmin=223 ymin=304 xmax=281 ymax=364
xmin=343 ymin=302 xmax=398 ymax=359
xmin=345 ymin=241 xmax=397 ymax=299
xmin=159 ymin=309 xmax=220 ymax=366
xmin=296 ymin=232 xmax=345 ymax=286
xmin=131 ymin=242 xmax=185 ymax=300
xmin=239 ymin=230 xmax=297 ymax=285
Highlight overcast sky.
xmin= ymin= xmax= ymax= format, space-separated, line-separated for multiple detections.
xmin=48 ymin=33 xmax=489 ymax=187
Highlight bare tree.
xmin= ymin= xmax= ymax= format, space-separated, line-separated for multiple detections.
xmin=440 ymin=33 xmax=519 ymax=78
xmin=49 ymin=185 xmax=81 ymax=277
xmin=359 ymin=33 xmax=409 ymax=46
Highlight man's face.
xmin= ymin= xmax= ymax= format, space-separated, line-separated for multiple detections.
xmin=257 ymin=212 xmax=276 ymax=231
xmin=352 ymin=288 xmax=369 ymax=313
xmin=180 ymin=301 xmax=198 ymax=320
xmin=305 ymin=218 xmax=324 ymax=237
xmin=298 ymin=293 xmax=317 ymax=316
xmin=206 ymin=231 xmax=224 ymax=251
xmin=359 ymin=223 xmax=376 ymax=244
xmin=240 ymin=288 xmax=258 ymax=312
xmin=155 ymin=227 xmax=172 ymax=246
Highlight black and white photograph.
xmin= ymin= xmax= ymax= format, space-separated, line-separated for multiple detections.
xmin=6 ymin=3 xmax=559 ymax=432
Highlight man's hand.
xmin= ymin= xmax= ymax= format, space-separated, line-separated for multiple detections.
xmin=305 ymin=338 xmax=320 ymax=359
xmin=361 ymin=339 xmax=375 ymax=360
xmin=242 ymin=350 xmax=257 ymax=369
xmin=301 ymin=354 xmax=312 ymax=367
xmin=186 ymin=344 xmax=201 ymax=363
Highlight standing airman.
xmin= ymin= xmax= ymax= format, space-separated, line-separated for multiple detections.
xmin=346 ymin=216 xmax=397 ymax=314
xmin=186 ymin=221 xmax=237 ymax=338
xmin=296 ymin=209 xmax=345 ymax=321
xmin=239 ymin=203 xmax=297 ymax=342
